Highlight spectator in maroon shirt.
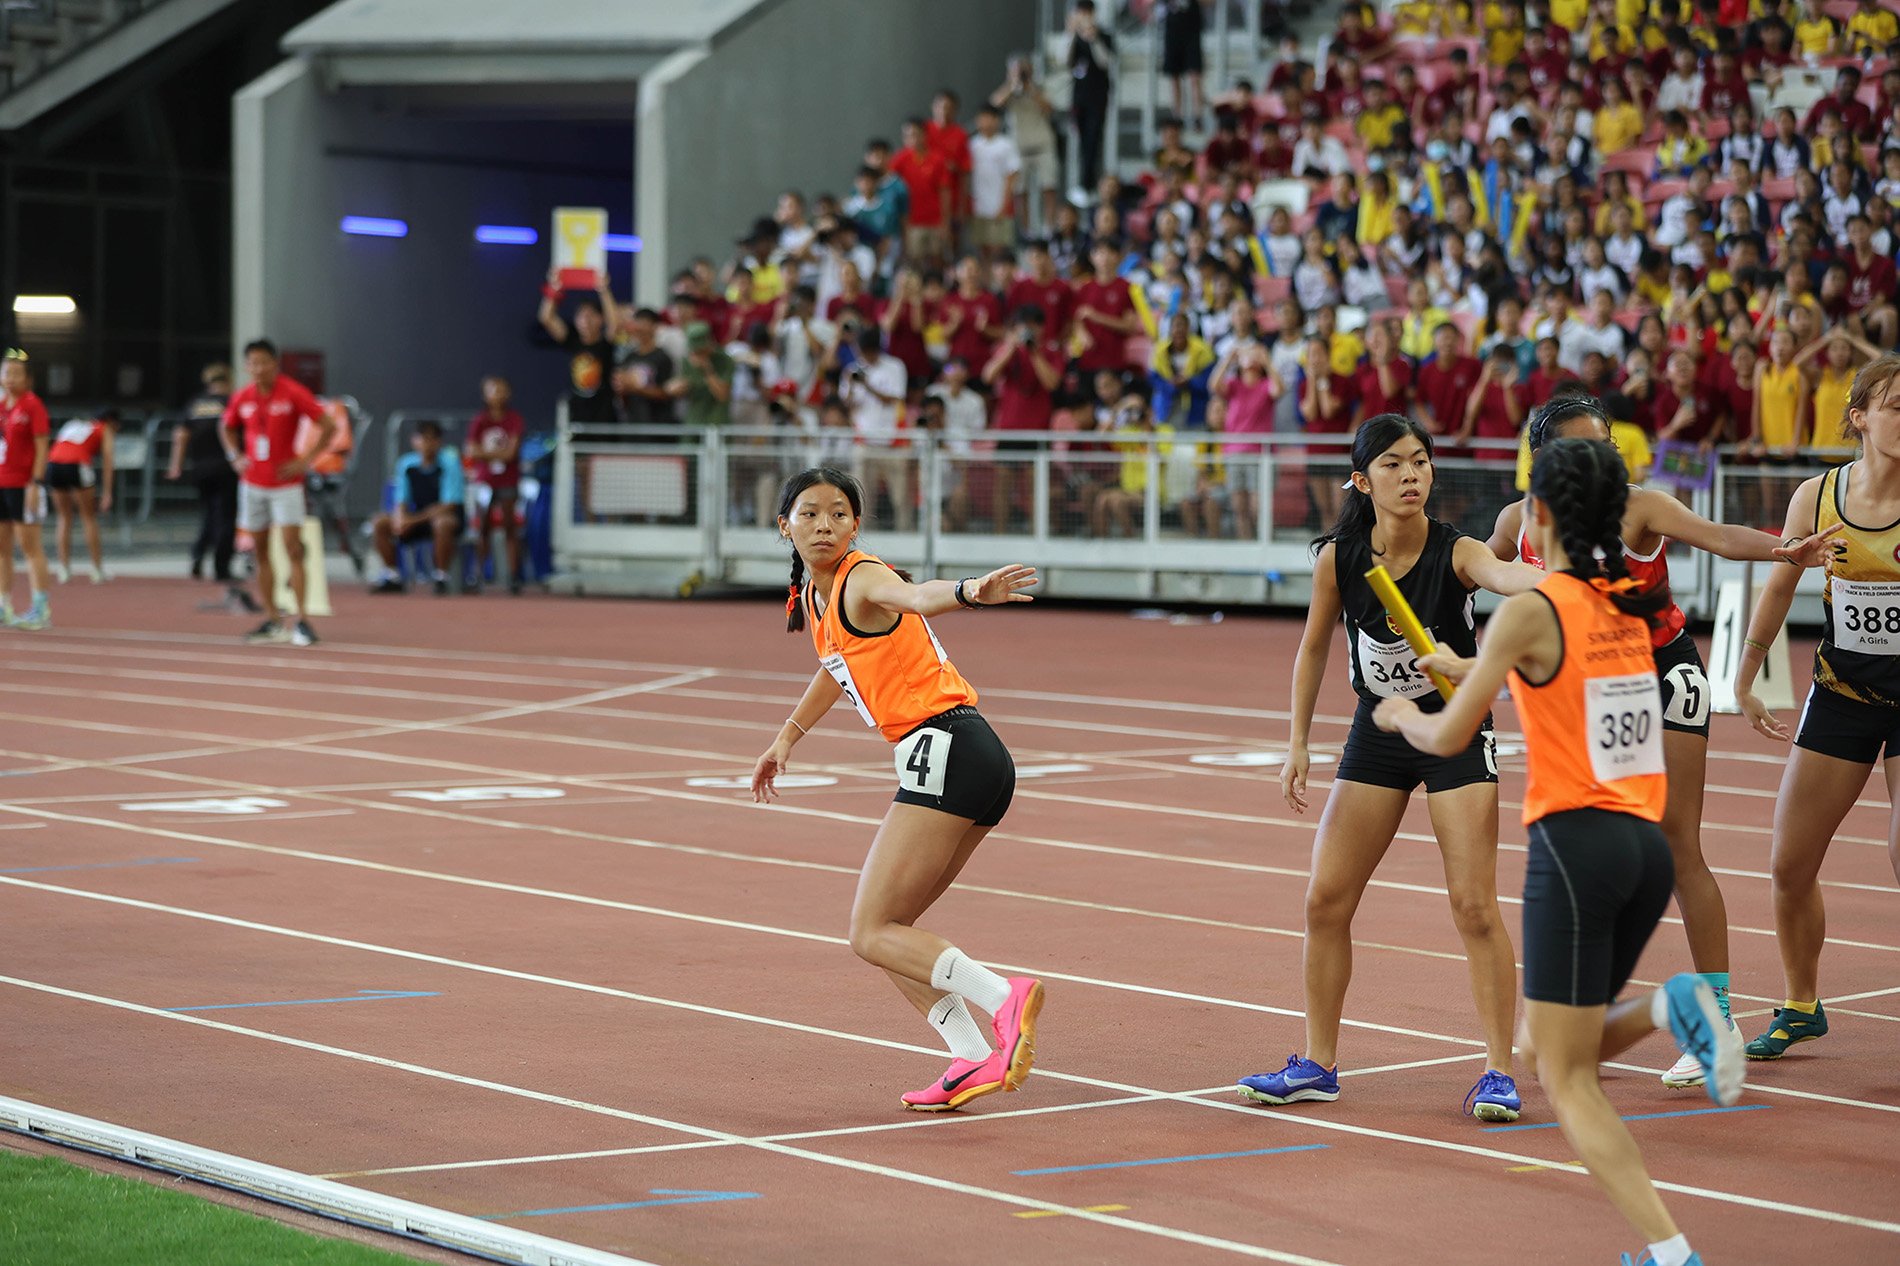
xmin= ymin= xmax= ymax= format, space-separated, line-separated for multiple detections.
xmin=1415 ymin=322 xmax=1482 ymax=438
xmin=1458 ymin=344 xmax=1528 ymax=446
xmin=1202 ymin=109 xmax=1256 ymax=181
xmin=722 ymin=267 xmax=779 ymax=346
xmin=1426 ymin=48 xmax=1481 ymax=126
xmin=1740 ymin=19 xmax=1795 ymax=82
xmin=1298 ymin=335 xmax=1357 ymax=523
xmin=1842 ymin=214 xmax=1899 ymax=347
xmin=980 ymin=304 xmax=1063 ymax=530
xmin=1525 ymin=337 xmax=1565 ymax=408
xmin=1327 ymin=53 xmax=1369 ymax=124
xmin=1592 ymin=27 xmax=1633 ymax=86
xmin=1004 ymin=240 xmax=1074 ymax=342
xmin=467 ymin=375 xmax=526 ymax=592
xmin=1332 ymin=4 xmax=1390 ymax=59
xmin=1651 ymin=349 xmax=1727 ymax=451
xmin=878 ymin=267 xmax=934 ymax=388
xmin=1073 ymin=240 xmax=1139 ymax=375
xmin=940 ymin=255 xmax=1002 ymax=372
xmin=1700 ymin=50 xmax=1750 ymax=117
xmin=1804 ymin=67 xmax=1873 ymax=138
xmin=1522 ymin=27 xmax=1569 ymax=104
xmin=1388 ymin=62 xmax=1421 ymax=116
xmin=1255 ymin=123 xmax=1295 ymax=179
xmin=1353 ymin=320 xmax=1414 ymax=423
xmin=824 ymin=260 xmax=877 ymax=324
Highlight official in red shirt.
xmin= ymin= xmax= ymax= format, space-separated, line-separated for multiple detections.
xmin=891 ymin=119 xmax=953 ymax=267
xmin=1072 ymin=240 xmax=1139 ymax=374
xmin=981 ymin=308 xmax=1063 ymax=532
xmin=925 ymin=91 xmax=972 ymax=221
xmin=1004 ymin=240 xmax=1074 ymax=342
xmin=221 ymin=338 xmax=334 ymax=646
xmin=0 ymin=349 xmax=53 ymax=625
xmin=1459 ymin=346 xmax=1527 ymax=446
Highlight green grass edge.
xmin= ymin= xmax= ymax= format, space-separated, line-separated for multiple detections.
xmin=0 ymin=1145 xmax=426 ymax=1265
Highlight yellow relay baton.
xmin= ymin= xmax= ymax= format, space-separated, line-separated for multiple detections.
xmin=1363 ymin=564 xmax=1455 ymax=702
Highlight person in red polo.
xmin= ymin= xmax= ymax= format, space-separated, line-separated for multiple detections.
xmin=1072 ymin=239 xmax=1138 ymax=379
xmin=981 ymin=304 xmax=1063 ymax=532
xmin=0 ymin=348 xmax=52 ymax=629
xmin=221 ymin=338 xmax=334 ymax=646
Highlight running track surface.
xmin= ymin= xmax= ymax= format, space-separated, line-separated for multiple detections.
xmin=1 ymin=581 xmax=1895 ymax=1266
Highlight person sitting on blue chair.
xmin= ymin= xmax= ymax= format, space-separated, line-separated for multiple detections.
xmin=368 ymin=419 xmax=464 ymax=595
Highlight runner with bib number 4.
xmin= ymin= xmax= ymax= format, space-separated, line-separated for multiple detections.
xmin=1239 ymin=414 xmax=1545 ymax=1123
xmin=752 ymin=467 xmax=1042 ymax=1113
xmin=1379 ymin=438 xmax=1744 ymax=1266
xmin=1488 ymin=392 xmax=1841 ymax=1089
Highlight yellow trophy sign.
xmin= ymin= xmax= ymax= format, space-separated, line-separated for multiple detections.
xmin=552 ymin=207 xmax=608 ymax=290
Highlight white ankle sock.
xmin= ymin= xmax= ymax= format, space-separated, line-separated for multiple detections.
xmin=1649 ymin=986 xmax=1670 ymax=1030
xmin=926 ymin=994 xmax=993 ymax=1062
xmin=929 ymin=947 xmax=1011 ymax=1014
xmin=1646 ymin=1234 xmax=1692 ymax=1266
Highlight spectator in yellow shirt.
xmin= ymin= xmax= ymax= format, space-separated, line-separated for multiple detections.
xmin=1356 ymin=81 xmax=1408 ymax=152
xmin=1485 ymin=0 xmax=1529 ymax=67
xmin=1793 ymin=0 xmax=1843 ymax=57
xmin=1593 ymin=79 xmax=1644 ymax=156
xmin=1654 ymin=111 xmax=1710 ymax=178
xmin=1397 ymin=277 xmax=1451 ymax=360
xmin=1849 ymin=0 xmax=1899 ymax=53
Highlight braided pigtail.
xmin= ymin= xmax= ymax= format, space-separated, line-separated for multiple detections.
xmin=1530 ymin=438 xmax=1668 ymax=628
xmin=786 ymin=551 xmax=807 ymax=634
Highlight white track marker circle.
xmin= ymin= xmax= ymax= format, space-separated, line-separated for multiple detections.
xmin=685 ymin=774 xmax=838 ymax=790
xmin=1189 ymin=752 xmax=1337 ymax=768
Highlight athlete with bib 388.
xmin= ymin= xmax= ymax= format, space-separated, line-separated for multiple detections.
xmin=1731 ymin=354 xmax=1900 ymax=1068
xmin=751 ymin=466 xmax=1042 ymax=1112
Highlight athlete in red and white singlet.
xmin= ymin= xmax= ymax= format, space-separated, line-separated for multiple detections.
xmin=44 ymin=413 xmax=116 ymax=583
xmin=1488 ymin=394 xmax=1840 ymax=1089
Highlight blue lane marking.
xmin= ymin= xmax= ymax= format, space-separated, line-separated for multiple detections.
xmin=1014 ymin=1143 xmax=1327 ymax=1176
xmin=0 ymin=857 xmax=200 ymax=875
xmin=483 ymin=1190 xmax=760 ymax=1219
xmin=1485 ymin=1104 xmax=1768 ymax=1133
xmin=166 ymin=989 xmax=439 ymax=1013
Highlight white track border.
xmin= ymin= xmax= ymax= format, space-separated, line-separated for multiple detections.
xmin=0 ymin=1096 xmax=650 ymax=1266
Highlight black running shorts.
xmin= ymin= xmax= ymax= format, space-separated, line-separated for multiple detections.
xmin=1334 ymin=703 xmax=1498 ymax=795
xmin=43 ymin=462 xmax=93 ymax=491
xmin=1794 ymin=682 xmax=1900 ymax=765
xmin=1522 ymin=807 xmax=1675 ymax=1007
xmin=891 ymin=706 xmax=1016 ymax=827
xmin=1654 ymin=631 xmax=1713 ymax=739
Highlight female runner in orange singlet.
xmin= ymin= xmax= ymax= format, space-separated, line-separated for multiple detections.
xmin=1379 ymin=438 xmax=1745 ymax=1266
xmin=751 ymin=467 xmax=1042 ymax=1112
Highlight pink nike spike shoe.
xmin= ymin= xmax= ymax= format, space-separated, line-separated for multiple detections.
xmin=991 ymin=977 xmax=1045 ymax=1091
xmin=901 ymin=1050 xmax=1009 ymax=1112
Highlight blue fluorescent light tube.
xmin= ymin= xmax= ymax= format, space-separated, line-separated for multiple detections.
xmin=603 ymin=234 xmax=642 ymax=253
xmin=475 ymin=225 xmax=538 ymax=245
xmin=340 ymin=216 xmax=408 ymax=238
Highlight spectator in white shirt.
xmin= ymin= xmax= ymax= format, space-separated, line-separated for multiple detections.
xmin=1484 ymin=81 xmax=1537 ymax=145
xmin=1291 ymin=113 xmax=1350 ymax=179
xmin=967 ymin=105 xmax=1023 ymax=263
xmin=839 ymin=327 xmax=912 ymax=530
xmin=1558 ymin=290 xmax=1629 ymax=372
xmin=924 ymin=358 xmax=987 ymax=531
xmin=775 ymin=192 xmax=820 ymax=289
xmin=1654 ymin=45 xmax=1703 ymax=116
xmin=812 ymin=217 xmax=877 ymax=317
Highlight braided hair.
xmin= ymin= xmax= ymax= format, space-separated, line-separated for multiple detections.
xmin=1528 ymin=438 xmax=1668 ymax=627
xmin=1525 ymin=389 xmax=1609 ymax=453
xmin=776 ymin=466 xmax=864 ymax=634
xmin=1311 ymin=412 xmax=1434 ymax=554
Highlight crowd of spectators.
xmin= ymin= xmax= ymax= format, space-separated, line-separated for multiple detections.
xmin=535 ymin=0 xmax=1900 ymax=539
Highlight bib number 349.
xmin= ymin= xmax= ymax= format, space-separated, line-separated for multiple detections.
xmin=1585 ymin=672 xmax=1665 ymax=783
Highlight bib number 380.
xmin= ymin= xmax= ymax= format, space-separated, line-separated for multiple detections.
xmin=894 ymin=726 xmax=953 ymax=797
xmin=1584 ymin=673 xmax=1665 ymax=783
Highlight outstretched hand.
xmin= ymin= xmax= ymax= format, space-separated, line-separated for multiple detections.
xmin=750 ymin=741 xmax=792 ymax=803
xmin=969 ymin=564 xmax=1039 ymax=606
xmin=1772 ymin=521 xmax=1844 ymax=569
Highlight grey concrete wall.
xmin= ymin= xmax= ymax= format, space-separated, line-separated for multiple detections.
xmin=637 ymin=0 xmax=1035 ymax=304
xmin=234 ymin=59 xmax=631 ymax=506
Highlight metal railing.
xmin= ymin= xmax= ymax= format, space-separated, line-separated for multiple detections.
xmin=547 ymin=420 xmax=1838 ymax=615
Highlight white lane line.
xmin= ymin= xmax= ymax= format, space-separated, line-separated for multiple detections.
xmin=6 ymin=961 xmax=1895 ymax=1237
xmin=0 ymin=974 xmax=1341 ymax=1266
xmin=323 ymin=1092 xmax=1173 ymax=1179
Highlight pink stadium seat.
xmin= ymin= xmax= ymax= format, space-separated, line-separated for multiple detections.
xmin=1450 ymin=311 xmax=1480 ymax=343
xmin=1291 ymin=206 xmax=1319 ymax=233
xmin=1705 ymin=179 xmax=1736 ymax=205
xmin=1384 ymin=274 xmax=1410 ymax=306
xmin=1599 ymin=148 xmax=1653 ymax=178
xmin=1760 ymin=176 xmax=1798 ymax=203
xmin=1640 ymin=117 xmax=1666 ymax=145
xmin=1126 ymin=335 xmax=1154 ymax=367
xmin=1255 ymin=274 xmax=1293 ymax=307
xmin=1702 ymin=116 xmax=1731 ymax=141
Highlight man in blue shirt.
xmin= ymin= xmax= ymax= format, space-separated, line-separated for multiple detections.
xmin=368 ymin=419 xmax=464 ymax=595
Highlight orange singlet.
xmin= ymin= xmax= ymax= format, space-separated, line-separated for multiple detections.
xmin=1508 ymin=572 xmax=1668 ymax=827
xmin=808 ymin=549 xmax=977 ymax=742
